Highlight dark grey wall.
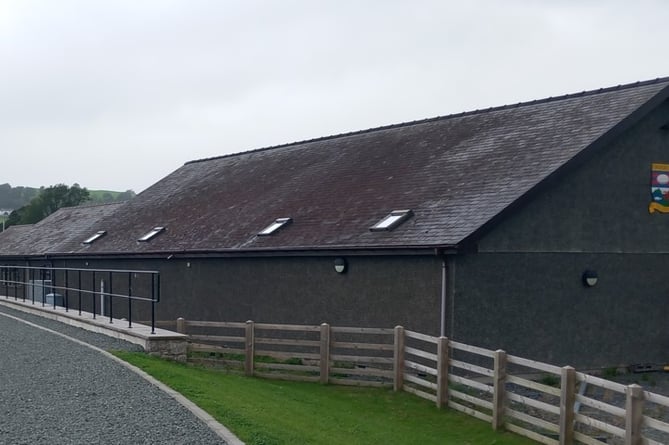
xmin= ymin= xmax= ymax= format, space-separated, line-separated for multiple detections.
xmin=454 ymin=100 xmax=669 ymax=367
xmin=479 ymin=100 xmax=669 ymax=253
xmin=453 ymin=252 xmax=669 ymax=367
xmin=52 ymin=255 xmax=443 ymax=334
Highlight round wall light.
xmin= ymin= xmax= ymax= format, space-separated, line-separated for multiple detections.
xmin=582 ymin=270 xmax=598 ymax=287
xmin=334 ymin=257 xmax=347 ymax=274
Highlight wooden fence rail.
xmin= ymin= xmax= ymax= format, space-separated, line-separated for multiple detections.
xmin=172 ymin=318 xmax=669 ymax=445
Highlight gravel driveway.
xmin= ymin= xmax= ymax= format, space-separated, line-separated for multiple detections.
xmin=0 ymin=305 xmax=230 ymax=445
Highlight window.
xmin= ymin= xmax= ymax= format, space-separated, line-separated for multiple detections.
xmin=83 ymin=230 xmax=107 ymax=244
xmin=138 ymin=226 xmax=165 ymax=242
xmin=258 ymin=218 xmax=292 ymax=236
xmin=370 ymin=209 xmax=413 ymax=231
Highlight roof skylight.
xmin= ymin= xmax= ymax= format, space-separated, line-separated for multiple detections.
xmin=370 ymin=210 xmax=414 ymax=232
xmin=138 ymin=226 xmax=165 ymax=242
xmin=83 ymin=230 xmax=106 ymax=244
xmin=258 ymin=218 xmax=292 ymax=236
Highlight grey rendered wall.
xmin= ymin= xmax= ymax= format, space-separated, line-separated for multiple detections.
xmin=55 ymin=255 xmax=442 ymax=334
xmin=453 ymin=100 xmax=669 ymax=367
xmin=452 ymin=252 xmax=669 ymax=368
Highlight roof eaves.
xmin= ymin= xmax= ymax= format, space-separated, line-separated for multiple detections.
xmin=31 ymin=243 xmax=460 ymax=260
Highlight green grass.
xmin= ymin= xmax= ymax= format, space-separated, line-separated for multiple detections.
xmin=88 ymin=189 xmax=122 ymax=200
xmin=114 ymin=352 xmax=536 ymax=445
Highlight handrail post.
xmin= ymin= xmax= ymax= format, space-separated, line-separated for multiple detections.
xmin=625 ymin=384 xmax=644 ymax=445
xmin=320 ymin=323 xmax=330 ymax=384
xmin=393 ymin=325 xmax=405 ymax=392
xmin=559 ymin=366 xmax=576 ymax=445
xmin=2 ymin=266 xmax=6 ymax=299
xmin=21 ymin=268 xmax=25 ymax=302
xmin=150 ymin=273 xmax=156 ymax=334
xmin=92 ymin=271 xmax=96 ymax=318
xmin=41 ymin=268 xmax=45 ymax=306
xmin=436 ymin=336 xmax=449 ymax=408
xmin=77 ymin=269 xmax=82 ymax=315
xmin=245 ymin=320 xmax=255 ymax=376
xmin=51 ymin=265 xmax=55 ymax=308
xmin=108 ymin=272 xmax=113 ymax=323
xmin=492 ymin=349 xmax=507 ymax=431
xmin=64 ymin=269 xmax=69 ymax=312
xmin=127 ymin=272 xmax=132 ymax=328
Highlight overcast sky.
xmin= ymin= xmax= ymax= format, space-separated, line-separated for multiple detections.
xmin=1 ymin=0 xmax=669 ymax=193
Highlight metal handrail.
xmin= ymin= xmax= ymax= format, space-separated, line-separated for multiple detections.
xmin=0 ymin=265 xmax=160 ymax=333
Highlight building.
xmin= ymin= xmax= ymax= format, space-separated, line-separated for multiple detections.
xmin=2 ymin=77 xmax=669 ymax=368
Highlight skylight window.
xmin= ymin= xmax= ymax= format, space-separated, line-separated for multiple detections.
xmin=258 ymin=218 xmax=292 ymax=236
xmin=138 ymin=226 xmax=165 ymax=242
xmin=83 ymin=230 xmax=107 ymax=244
xmin=370 ymin=210 xmax=414 ymax=232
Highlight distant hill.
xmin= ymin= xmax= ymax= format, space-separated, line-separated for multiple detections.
xmin=87 ymin=189 xmax=136 ymax=204
xmin=0 ymin=183 xmax=135 ymax=211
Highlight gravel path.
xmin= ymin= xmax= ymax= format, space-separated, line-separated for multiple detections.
xmin=0 ymin=306 xmax=229 ymax=445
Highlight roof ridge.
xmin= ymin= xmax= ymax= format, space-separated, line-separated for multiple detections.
xmin=60 ymin=201 xmax=126 ymax=211
xmin=186 ymin=76 xmax=669 ymax=166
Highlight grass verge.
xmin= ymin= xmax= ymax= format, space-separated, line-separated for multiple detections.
xmin=114 ymin=352 xmax=536 ymax=445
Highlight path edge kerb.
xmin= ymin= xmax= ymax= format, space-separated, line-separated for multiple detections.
xmin=0 ymin=310 xmax=244 ymax=445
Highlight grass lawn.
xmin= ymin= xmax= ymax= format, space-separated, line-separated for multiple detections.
xmin=114 ymin=352 xmax=536 ymax=445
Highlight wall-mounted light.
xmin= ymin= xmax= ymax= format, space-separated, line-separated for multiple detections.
xmin=334 ymin=257 xmax=347 ymax=274
xmin=582 ymin=270 xmax=598 ymax=287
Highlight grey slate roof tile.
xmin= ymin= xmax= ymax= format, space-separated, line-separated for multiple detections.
xmin=2 ymin=78 xmax=669 ymax=256
xmin=0 ymin=202 xmax=124 ymax=256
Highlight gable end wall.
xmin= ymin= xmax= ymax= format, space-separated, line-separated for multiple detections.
xmin=452 ymin=100 xmax=669 ymax=367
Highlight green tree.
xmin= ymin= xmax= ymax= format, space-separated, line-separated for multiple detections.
xmin=0 ymin=183 xmax=39 ymax=209
xmin=116 ymin=190 xmax=136 ymax=201
xmin=4 ymin=184 xmax=90 ymax=228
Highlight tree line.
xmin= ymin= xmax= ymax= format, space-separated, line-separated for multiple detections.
xmin=0 ymin=183 xmax=38 ymax=210
xmin=0 ymin=183 xmax=135 ymax=232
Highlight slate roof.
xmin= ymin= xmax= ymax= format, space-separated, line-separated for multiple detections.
xmin=0 ymin=202 xmax=123 ymax=256
xmin=2 ymin=77 xmax=669 ymax=257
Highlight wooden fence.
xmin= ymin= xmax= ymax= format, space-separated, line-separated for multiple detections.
xmin=166 ymin=318 xmax=669 ymax=445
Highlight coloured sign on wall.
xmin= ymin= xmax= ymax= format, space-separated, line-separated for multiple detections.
xmin=649 ymin=163 xmax=669 ymax=213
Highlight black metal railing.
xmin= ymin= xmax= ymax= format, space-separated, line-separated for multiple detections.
xmin=0 ymin=265 xmax=160 ymax=333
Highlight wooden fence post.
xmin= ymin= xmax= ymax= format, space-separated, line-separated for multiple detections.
xmin=625 ymin=384 xmax=644 ymax=445
xmin=559 ymin=366 xmax=576 ymax=445
xmin=436 ymin=336 xmax=449 ymax=408
xmin=393 ymin=326 xmax=405 ymax=392
xmin=176 ymin=317 xmax=185 ymax=334
xmin=492 ymin=349 xmax=507 ymax=431
xmin=320 ymin=323 xmax=330 ymax=384
xmin=245 ymin=320 xmax=255 ymax=377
